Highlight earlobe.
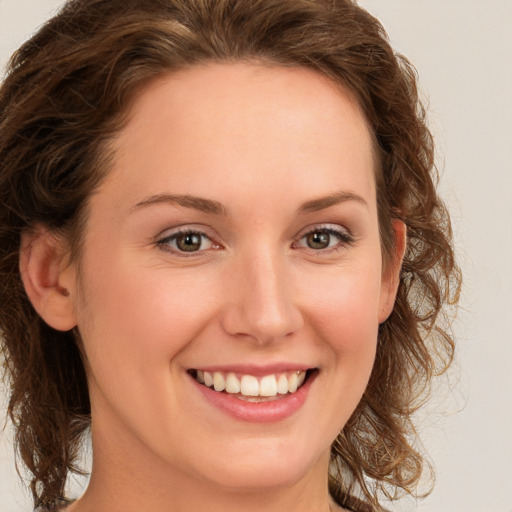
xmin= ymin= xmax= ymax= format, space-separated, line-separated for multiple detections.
xmin=378 ymin=219 xmax=407 ymax=323
xmin=20 ymin=226 xmax=77 ymax=331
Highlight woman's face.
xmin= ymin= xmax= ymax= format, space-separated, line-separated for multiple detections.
xmin=70 ymin=63 xmax=400 ymax=491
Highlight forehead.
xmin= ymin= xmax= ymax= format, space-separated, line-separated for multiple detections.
xmin=101 ymin=62 xmax=376 ymax=215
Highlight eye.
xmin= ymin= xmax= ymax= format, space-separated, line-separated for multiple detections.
xmin=295 ymin=226 xmax=354 ymax=252
xmin=157 ymin=230 xmax=217 ymax=254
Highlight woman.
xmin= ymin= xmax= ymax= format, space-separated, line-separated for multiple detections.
xmin=0 ymin=0 xmax=460 ymax=511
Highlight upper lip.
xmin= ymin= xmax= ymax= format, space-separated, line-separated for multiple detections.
xmin=189 ymin=363 xmax=316 ymax=376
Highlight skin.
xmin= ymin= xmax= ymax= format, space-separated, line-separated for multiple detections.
xmin=21 ymin=63 xmax=405 ymax=512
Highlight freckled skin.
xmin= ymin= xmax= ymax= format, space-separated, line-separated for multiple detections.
xmin=65 ymin=63 xmax=401 ymax=512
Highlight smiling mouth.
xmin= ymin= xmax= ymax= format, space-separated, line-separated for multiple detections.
xmin=188 ymin=369 xmax=317 ymax=402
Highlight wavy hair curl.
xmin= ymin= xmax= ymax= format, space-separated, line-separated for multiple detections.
xmin=0 ymin=0 xmax=460 ymax=509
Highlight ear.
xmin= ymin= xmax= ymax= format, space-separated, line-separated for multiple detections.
xmin=20 ymin=226 xmax=77 ymax=331
xmin=378 ymin=219 xmax=407 ymax=323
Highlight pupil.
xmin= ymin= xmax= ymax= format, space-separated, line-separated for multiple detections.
xmin=307 ymin=232 xmax=330 ymax=249
xmin=177 ymin=233 xmax=201 ymax=252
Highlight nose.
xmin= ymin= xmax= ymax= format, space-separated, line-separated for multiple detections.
xmin=220 ymin=249 xmax=304 ymax=344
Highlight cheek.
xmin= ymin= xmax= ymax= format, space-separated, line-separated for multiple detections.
xmin=293 ymin=262 xmax=383 ymax=443
xmin=73 ymin=251 xmax=225 ymax=450
xmin=74 ymin=251 xmax=221 ymax=376
xmin=302 ymin=262 xmax=383 ymax=356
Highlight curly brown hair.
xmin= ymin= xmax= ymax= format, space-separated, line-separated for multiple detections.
xmin=0 ymin=0 xmax=460 ymax=509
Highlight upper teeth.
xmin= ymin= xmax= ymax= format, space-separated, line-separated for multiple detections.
xmin=195 ymin=370 xmax=307 ymax=397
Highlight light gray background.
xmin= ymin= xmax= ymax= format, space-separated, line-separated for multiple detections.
xmin=1 ymin=1 xmax=511 ymax=511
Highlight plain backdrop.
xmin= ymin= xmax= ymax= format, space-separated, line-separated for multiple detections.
xmin=1 ymin=1 xmax=511 ymax=511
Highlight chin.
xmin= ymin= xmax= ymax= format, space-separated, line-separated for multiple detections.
xmin=209 ymin=465 xmax=308 ymax=493
xmin=190 ymin=442 xmax=325 ymax=492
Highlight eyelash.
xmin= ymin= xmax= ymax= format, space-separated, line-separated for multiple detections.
xmin=156 ymin=225 xmax=354 ymax=256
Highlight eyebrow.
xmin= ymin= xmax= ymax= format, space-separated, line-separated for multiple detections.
xmin=298 ymin=190 xmax=368 ymax=214
xmin=131 ymin=194 xmax=228 ymax=216
xmin=131 ymin=190 xmax=367 ymax=216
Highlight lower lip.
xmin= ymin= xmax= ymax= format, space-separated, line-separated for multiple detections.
xmin=192 ymin=373 xmax=316 ymax=423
